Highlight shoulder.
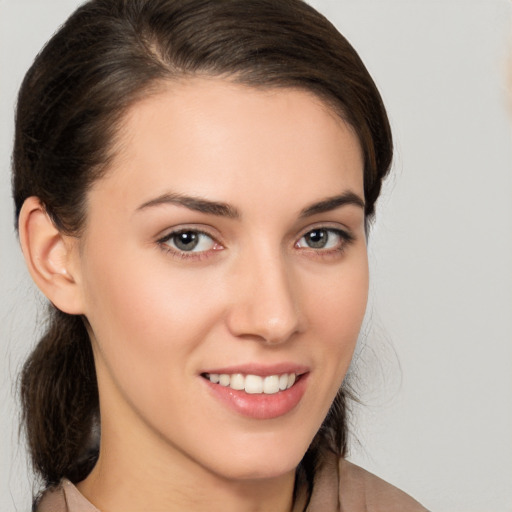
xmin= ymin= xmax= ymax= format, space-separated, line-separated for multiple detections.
xmin=338 ymin=458 xmax=429 ymax=512
xmin=306 ymin=453 xmax=429 ymax=512
xmin=35 ymin=480 xmax=100 ymax=512
xmin=36 ymin=483 xmax=66 ymax=512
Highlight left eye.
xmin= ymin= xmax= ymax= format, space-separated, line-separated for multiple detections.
xmin=296 ymin=228 xmax=345 ymax=250
xmin=161 ymin=230 xmax=217 ymax=252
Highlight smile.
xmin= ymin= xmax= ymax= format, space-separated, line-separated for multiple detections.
xmin=203 ymin=373 xmax=297 ymax=394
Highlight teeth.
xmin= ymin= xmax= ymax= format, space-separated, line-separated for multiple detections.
xmin=219 ymin=374 xmax=230 ymax=387
xmin=245 ymin=374 xmax=263 ymax=394
xmin=205 ymin=372 xmax=298 ymax=394
xmin=230 ymin=373 xmax=245 ymax=390
xmin=263 ymin=375 xmax=279 ymax=394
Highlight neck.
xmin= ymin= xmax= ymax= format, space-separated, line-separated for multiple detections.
xmin=78 ymin=447 xmax=298 ymax=512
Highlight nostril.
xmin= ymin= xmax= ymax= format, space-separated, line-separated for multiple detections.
xmin=225 ymin=260 xmax=303 ymax=343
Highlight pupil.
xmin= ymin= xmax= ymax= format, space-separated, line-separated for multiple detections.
xmin=175 ymin=231 xmax=199 ymax=251
xmin=307 ymin=230 xmax=327 ymax=248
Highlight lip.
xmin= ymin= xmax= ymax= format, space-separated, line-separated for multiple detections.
xmin=200 ymin=364 xmax=310 ymax=420
xmin=201 ymin=363 xmax=310 ymax=377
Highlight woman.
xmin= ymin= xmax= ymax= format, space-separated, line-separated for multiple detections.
xmin=13 ymin=0 xmax=428 ymax=510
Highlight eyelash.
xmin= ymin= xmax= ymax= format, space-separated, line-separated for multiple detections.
xmin=156 ymin=226 xmax=355 ymax=261
xmin=157 ymin=229 xmax=222 ymax=261
xmin=295 ymin=227 xmax=355 ymax=258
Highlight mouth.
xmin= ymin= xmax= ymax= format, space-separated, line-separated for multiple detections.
xmin=202 ymin=372 xmax=299 ymax=395
xmin=200 ymin=365 xmax=309 ymax=419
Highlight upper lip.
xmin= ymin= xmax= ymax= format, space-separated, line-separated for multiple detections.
xmin=201 ymin=363 xmax=309 ymax=377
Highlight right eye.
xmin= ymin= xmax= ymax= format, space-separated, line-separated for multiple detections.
xmin=159 ymin=229 xmax=219 ymax=254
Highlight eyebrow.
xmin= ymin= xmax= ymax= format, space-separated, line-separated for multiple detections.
xmin=299 ymin=191 xmax=365 ymax=217
xmin=136 ymin=190 xmax=364 ymax=219
xmin=136 ymin=192 xmax=240 ymax=218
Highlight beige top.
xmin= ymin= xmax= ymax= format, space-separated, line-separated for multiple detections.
xmin=37 ymin=456 xmax=429 ymax=512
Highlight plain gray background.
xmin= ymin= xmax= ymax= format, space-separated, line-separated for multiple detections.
xmin=1 ymin=1 xmax=511 ymax=510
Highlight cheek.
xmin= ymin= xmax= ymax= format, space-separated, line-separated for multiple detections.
xmin=80 ymin=241 xmax=223 ymax=377
xmin=305 ymin=252 xmax=369 ymax=379
xmin=309 ymin=252 xmax=368 ymax=332
xmin=80 ymin=248 xmax=229 ymax=427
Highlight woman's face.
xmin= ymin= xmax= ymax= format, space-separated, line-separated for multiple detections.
xmin=74 ymin=78 xmax=367 ymax=482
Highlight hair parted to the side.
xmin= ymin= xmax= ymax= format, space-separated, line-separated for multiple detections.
xmin=13 ymin=0 xmax=392 ymax=500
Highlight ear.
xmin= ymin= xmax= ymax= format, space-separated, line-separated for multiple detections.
xmin=18 ymin=196 xmax=85 ymax=314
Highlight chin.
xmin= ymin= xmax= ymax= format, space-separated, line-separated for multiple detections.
xmin=200 ymin=433 xmax=312 ymax=482
xmin=212 ymin=460 xmax=299 ymax=483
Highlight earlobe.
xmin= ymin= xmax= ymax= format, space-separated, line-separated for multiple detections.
xmin=18 ymin=197 xmax=85 ymax=315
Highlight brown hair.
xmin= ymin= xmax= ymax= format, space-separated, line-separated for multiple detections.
xmin=13 ymin=0 xmax=392 ymax=501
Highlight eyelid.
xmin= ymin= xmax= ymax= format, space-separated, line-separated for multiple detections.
xmin=154 ymin=222 xmax=356 ymax=261
xmin=155 ymin=224 xmax=222 ymax=243
xmin=155 ymin=225 xmax=225 ymax=260
xmin=294 ymin=224 xmax=356 ymax=255
xmin=296 ymin=222 xmax=355 ymax=241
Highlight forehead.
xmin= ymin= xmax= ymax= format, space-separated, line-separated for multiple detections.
xmin=90 ymin=77 xmax=364 ymax=214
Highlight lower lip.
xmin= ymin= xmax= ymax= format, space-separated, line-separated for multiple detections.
xmin=202 ymin=374 xmax=309 ymax=420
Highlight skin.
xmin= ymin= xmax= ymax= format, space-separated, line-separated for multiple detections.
xmin=22 ymin=78 xmax=368 ymax=512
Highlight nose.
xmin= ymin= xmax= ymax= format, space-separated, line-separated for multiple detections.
xmin=226 ymin=250 xmax=303 ymax=345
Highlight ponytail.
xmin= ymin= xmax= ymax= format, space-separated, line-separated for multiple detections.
xmin=20 ymin=307 xmax=99 ymax=486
